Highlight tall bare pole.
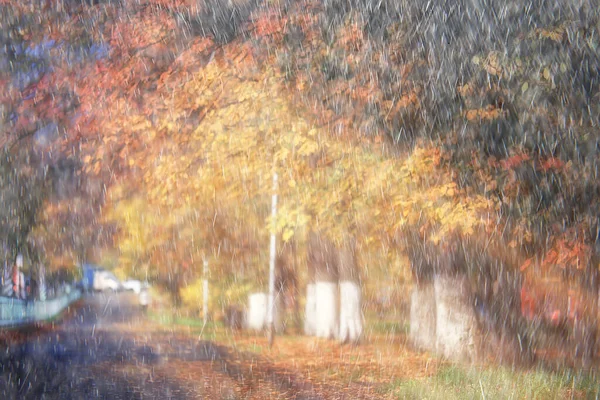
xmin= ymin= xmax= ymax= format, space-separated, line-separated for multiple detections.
xmin=267 ymin=172 xmax=278 ymax=347
xmin=203 ymin=258 xmax=209 ymax=324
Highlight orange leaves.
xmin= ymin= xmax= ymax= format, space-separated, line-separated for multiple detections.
xmin=138 ymin=43 xmax=173 ymax=69
xmin=542 ymin=238 xmax=590 ymax=271
xmin=457 ymin=84 xmax=474 ymax=97
xmin=530 ymin=24 xmax=566 ymax=43
xmin=223 ymin=41 xmax=259 ymax=70
xmin=349 ymin=79 xmax=381 ymax=103
xmin=143 ymin=0 xmax=192 ymax=7
xmin=337 ymin=21 xmax=364 ymax=52
xmin=382 ymin=88 xmax=421 ymax=122
xmin=252 ymin=9 xmax=287 ymax=40
xmin=471 ymin=51 xmax=506 ymax=78
xmin=174 ymin=37 xmax=215 ymax=71
xmin=507 ymin=223 xmax=534 ymax=249
xmin=395 ymin=89 xmax=421 ymax=109
xmin=109 ymin=7 xmax=176 ymax=51
xmin=464 ymin=105 xmax=506 ymax=122
xmin=402 ymin=146 xmax=442 ymax=178
xmin=294 ymin=73 xmax=309 ymax=91
xmin=519 ymin=257 xmax=534 ymax=272
xmin=521 ymin=229 xmax=593 ymax=273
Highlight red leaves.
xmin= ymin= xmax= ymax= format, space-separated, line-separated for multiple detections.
xmin=521 ymin=280 xmax=592 ymax=328
xmin=539 ymin=157 xmax=564 ymax=172
xmin=95 ymin=60 xmax=109 ymax=74
xmin=520 ymin=285 xmax=536 ymax=320
xmin=487 ymin=153 xmax=525 ymax=169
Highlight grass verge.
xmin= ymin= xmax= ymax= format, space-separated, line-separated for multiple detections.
xmin=146 ymin=308 xmax=599 ymax=399
xmin=387 ymin=365 xmax=599 ymax=399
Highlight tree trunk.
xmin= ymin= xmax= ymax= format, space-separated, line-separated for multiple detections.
xmin=308 ymin=232 xmax=339 ymax=339
xmin=203 ymin=259 xmax=209 ymax=323
xmin=338 ymin=239 xmax=362 ymax=343
xmin=339 ymin=281 xmax=362 ymax=343
xmin=434 ymin=275 xmax=479 ymax=362
xmin=1 ymin=260 xmax=12 ymax=297
xmin=304 ymin=282 xmax=317 ymax=335
xmin=290 ymin=241 xmax=301 ymax=332
xmin=170 ymin=285 xmax=182 ymax=308
xmin=267 ymin=172 xmax=278 ymax=347
xmin=274 ymin=294 xmax=284 ymax=334
xmin=166 ymin=271 xmax=183 ymax=307
xmin=314 ymin=281 xmax=338 ymax=339
xmin=38 ymin=263 xmax=46 ymax=301
xmin=409 ymin=281 xmax=437 ymax=352
xmin=305 ymin=243 xmax=317 ymax=336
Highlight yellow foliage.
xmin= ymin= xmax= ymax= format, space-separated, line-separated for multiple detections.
xmin=181 ymin=279 xmax=219 ymax=315
xmin=181 ymin=279 xmax=254 ymax=317
xmin=99 ymin=47 xmax=496 ymax=284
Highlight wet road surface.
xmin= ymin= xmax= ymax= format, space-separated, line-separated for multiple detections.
xmin=0 ymin=292 xmax=333 ymax=400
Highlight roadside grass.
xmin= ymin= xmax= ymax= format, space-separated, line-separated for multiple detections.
xmin=367 ymin=318 xmax=409 ymax=336
xmin=387 ymin=364 xmax=600 ymax=399
xmin=146 ymin=308 xmax=599 ymax=399
xmin=147 ymin=309 xmax=229 ymax=341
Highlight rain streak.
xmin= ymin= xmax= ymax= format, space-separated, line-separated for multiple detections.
xmin=1 ymin=0 xmax=599 ymax=398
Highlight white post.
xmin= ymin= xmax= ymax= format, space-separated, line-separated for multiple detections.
xmin=16 ymin=254 xmax=23 ymax=300
xmin=267 ymin=172 xmax=278 ymax=347
xmin=39 ymin=263 xmax=46 ymax=301
xmin=203 ymin=259 xmax=209 ymax=324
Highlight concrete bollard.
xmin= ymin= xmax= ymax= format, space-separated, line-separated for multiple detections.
xmin=246 ymin=292 xmax=284 ymax=333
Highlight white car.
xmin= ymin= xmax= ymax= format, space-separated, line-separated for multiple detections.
xmin=93 ymin=270 xmax=121 ymax=292
xmin=122 ymin=279 xmax=142 ymax=294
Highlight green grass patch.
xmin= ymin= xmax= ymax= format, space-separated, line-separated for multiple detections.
xmin=362 ymin=312 xmax=409 ymax=336
xmin=368 ymin=319 xmax=409 ymax=336
xmin=147 ymin=310 xmax=228 ymax=340
xmin=388 ymin=365 xmax=599 ymax=399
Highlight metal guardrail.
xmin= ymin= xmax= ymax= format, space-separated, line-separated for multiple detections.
xmin=0 ymin=289 xmax=81 ymax=327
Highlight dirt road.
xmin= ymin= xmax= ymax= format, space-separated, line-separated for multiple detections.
xmin=0 ymin=292 xmax=345 ymax=400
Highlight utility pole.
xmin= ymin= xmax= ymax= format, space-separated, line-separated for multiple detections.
xmin=203 ymin=258 xmax=209 ymax=324
xmin=267 ymin=172 xmax=278 ymax=347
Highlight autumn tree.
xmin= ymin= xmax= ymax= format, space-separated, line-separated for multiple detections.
xmin=0 ymin=146 xmax=48 ymax=272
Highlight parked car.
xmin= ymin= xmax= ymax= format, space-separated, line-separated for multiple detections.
xmin=81 ymin=264 xmax=100 ymax=292
xmin=121 ymin=279 xmax=142 ymax=294
xmin=93 ymin=270 xmax=121 ymax=292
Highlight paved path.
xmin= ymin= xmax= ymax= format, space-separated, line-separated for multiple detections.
xmin=0 ymin=292 xmax=334 ymax=399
